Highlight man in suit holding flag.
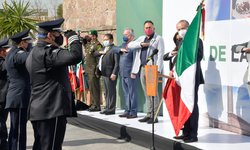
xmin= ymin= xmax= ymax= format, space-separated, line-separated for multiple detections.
xmin=163 ymin=3 xmax=204 ymax=143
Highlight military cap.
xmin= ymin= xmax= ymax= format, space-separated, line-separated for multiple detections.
xmin=0 ymin=38 xmax=11 ymax=50
xmin=37 ymin=18 xmax=64 ymax=33
xmin=90 ymin=30 xmax=98 ymax=36
xmin=10 ymin=29 xmax=31 ymax=44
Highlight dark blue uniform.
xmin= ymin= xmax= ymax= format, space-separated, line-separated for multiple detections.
xmin=0 ymin=38 xmax=10 ymax=150
xmin=25 ymin=18 xmax=82 ymax=150
xmin=5 ymin=29 xmax=31 ymax=150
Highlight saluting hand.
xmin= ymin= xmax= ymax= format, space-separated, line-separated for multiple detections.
xmin=120 ymin=48 xmax=128 ymax=53
xmin=130 ymin=73 xmax=136 ymax=79
xmin=110 ymin=74 xmax=116 ymax=81
xmin=99 ymin=51 xmax=106 ymax=55
xmin=242 ymin=48 xmax=250 ymax=53
xmin=171 ymin=50 xmax=178 ymax=56
xmin=140 ymin=42 xmax=150 ymax=48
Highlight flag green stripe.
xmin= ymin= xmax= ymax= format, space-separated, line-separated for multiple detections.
xmin=176 ymin=5 xmax=202 ymax=76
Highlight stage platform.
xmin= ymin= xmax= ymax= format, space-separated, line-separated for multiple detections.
xmin=67 ymin=109 xmax=250 ymax=150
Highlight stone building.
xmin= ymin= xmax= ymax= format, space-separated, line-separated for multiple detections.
xmin=63 ymin=0 xmax=116 ymax=42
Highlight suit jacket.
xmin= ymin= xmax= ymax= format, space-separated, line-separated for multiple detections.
xmin=113 ymin=43 xmax=135 ymax=78
xmin=25 ymin=41 xmax=82 ymax=121
xmin=0 ymin=57 xmax=8 ymax=104
xmin=97 ymin=44 xmax=119 ymax=77
xmin=196 ymin=39 xmax=205 ymax=85
xmin=5 ymin=46 xmax=30 ymax=109
xmin=163 ymin=52 xmax=177 ymax=71
xmin=127 ymin=33 xmax=164 ymax=74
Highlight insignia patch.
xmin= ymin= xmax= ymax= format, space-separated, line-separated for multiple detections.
xmin=17 ymin=50 xmax=24 ymax=54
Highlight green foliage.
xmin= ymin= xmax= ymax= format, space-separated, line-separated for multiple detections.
xmin=0 ymin=0 xmax=37 ymax=38
xmin=57 ymin=3 xmax=63 ymax=18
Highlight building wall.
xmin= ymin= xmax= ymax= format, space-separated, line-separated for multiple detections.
xmin=63 ymin=0 xmax=116 ymax=41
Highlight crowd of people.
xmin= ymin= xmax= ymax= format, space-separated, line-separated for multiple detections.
xmin=0 ymin=18 xmax=203 ymax=150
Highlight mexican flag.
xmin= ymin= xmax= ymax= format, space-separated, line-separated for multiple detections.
xmin=163 ymin=4 xmax=203 ymax=136
xmin=76 ymin=63 xmax=84 ymax=92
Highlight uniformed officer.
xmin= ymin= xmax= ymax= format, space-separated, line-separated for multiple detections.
xmin=85 ymin=30 xmax=102 ymax=111
xmin=5 ymin=29 xmax=32 ymax=150
xmin=0 ymin=38 xmax=11 ymax=150
xmin=25 ymin=18 xmax=82 ymax=150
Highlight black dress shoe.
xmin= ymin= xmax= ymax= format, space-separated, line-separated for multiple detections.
xmin=173 ymin=135 xmax=187 ymax=140
xmin=75 ymin=100 xmax=90 ymax=110
xmin=183 ymin=137 xmax=198 ymax=143
xmin=126 ymin=115 xmax=137 ymax=119
xmin=147 ymin=118 xmax=158 ymax=124
xmin=138 ymin=116 xmax=150 ymax=122
xmin=88 ymin=107 xmax=101 ymax=112
xmin=100 ymin=110 xmax=107 ymax=114
xmin=119 ymin=113 xmax=129 ymax=117
xmin=105 ymin=111 xmax=115 ymax=115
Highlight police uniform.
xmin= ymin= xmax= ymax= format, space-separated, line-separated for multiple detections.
xmin=25 ymin=18 xmax=82 ymax=150
xmin=0 ymin=38 xmax=10 ymax=150
xmin=5 ymin=29 xmax=32 ymax=150
xmin=85 ymin=30 xmax=102 ymax=111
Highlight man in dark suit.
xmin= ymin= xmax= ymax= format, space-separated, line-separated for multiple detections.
xmin=25 ymin=18 xmax=82 ymax=150
xmin=174 ymin=20 xmax=204 ymax=143
xmin=5 ymin=29 xmax=32 ymax=150
xmin=0 ymin=38 xmax=11 ymax=150
xmin=114 ymin=28 xmax=138 ymax=118
xmin=95 ymin=33 xmax=119 ymax=115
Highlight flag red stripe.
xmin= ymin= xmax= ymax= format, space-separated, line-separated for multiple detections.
xmin=69 ymin=69 xmax=77 ymax=92
xmin=78 ymin=65 xmax=84 ymax=92
xmin=163 ymin=78 xmax=191 ymax=136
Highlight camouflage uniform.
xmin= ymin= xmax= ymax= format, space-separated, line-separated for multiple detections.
xmin=85 ymin=40 xmax=102 ymax=110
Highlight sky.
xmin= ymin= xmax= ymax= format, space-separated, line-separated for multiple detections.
xmin=0 ymin=0 xmax=63 ymax=17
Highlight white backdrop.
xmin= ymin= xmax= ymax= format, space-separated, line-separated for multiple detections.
xmin=162 ymin=0 xmax=250 ymax=126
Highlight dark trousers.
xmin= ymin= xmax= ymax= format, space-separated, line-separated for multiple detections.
xmin=31 ymin=116 xmax=67 ymax=150
xmin=121 ymin=77 xmax=137 ymax=115
xmin=0 ymin=103 xmax=8 ymax=149
xmin=87 ymin=74 xmax=101 ymax=108
xmin=8 ymin=108 xmax=27 ymax=150
xmin=183 ymin=83 xmax=200 ymax=138
xmin=103 ymin=76 xmax=117 ymax=113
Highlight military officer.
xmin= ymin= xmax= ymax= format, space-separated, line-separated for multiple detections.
xmin=5 ymin=29 xmax=32 ymax=150
xmin=85 ymin=30 xmax=102 ymax=111
xmin=25 ymin=18 xmax=82 ymax=150
xmin=0 ymin=38 xmax=11 ymax=150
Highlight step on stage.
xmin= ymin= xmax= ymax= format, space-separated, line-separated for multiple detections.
xmin=67 ymin=109 xmax=250 ymax=150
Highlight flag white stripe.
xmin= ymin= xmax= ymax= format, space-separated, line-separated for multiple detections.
xmin=175 ymin=63 xmax=196 ymax=112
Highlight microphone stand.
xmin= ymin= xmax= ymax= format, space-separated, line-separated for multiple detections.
xmin=150 ymin=58 xmax=156 ymax=150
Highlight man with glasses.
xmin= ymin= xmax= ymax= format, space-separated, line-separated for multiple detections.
xmin=128 ymin=20 xmax=164 ymax=124
xmin=96 ymin=33 xmax=119 ymax=115
xmin=115 ymin=28 xmax=138 ymax=119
